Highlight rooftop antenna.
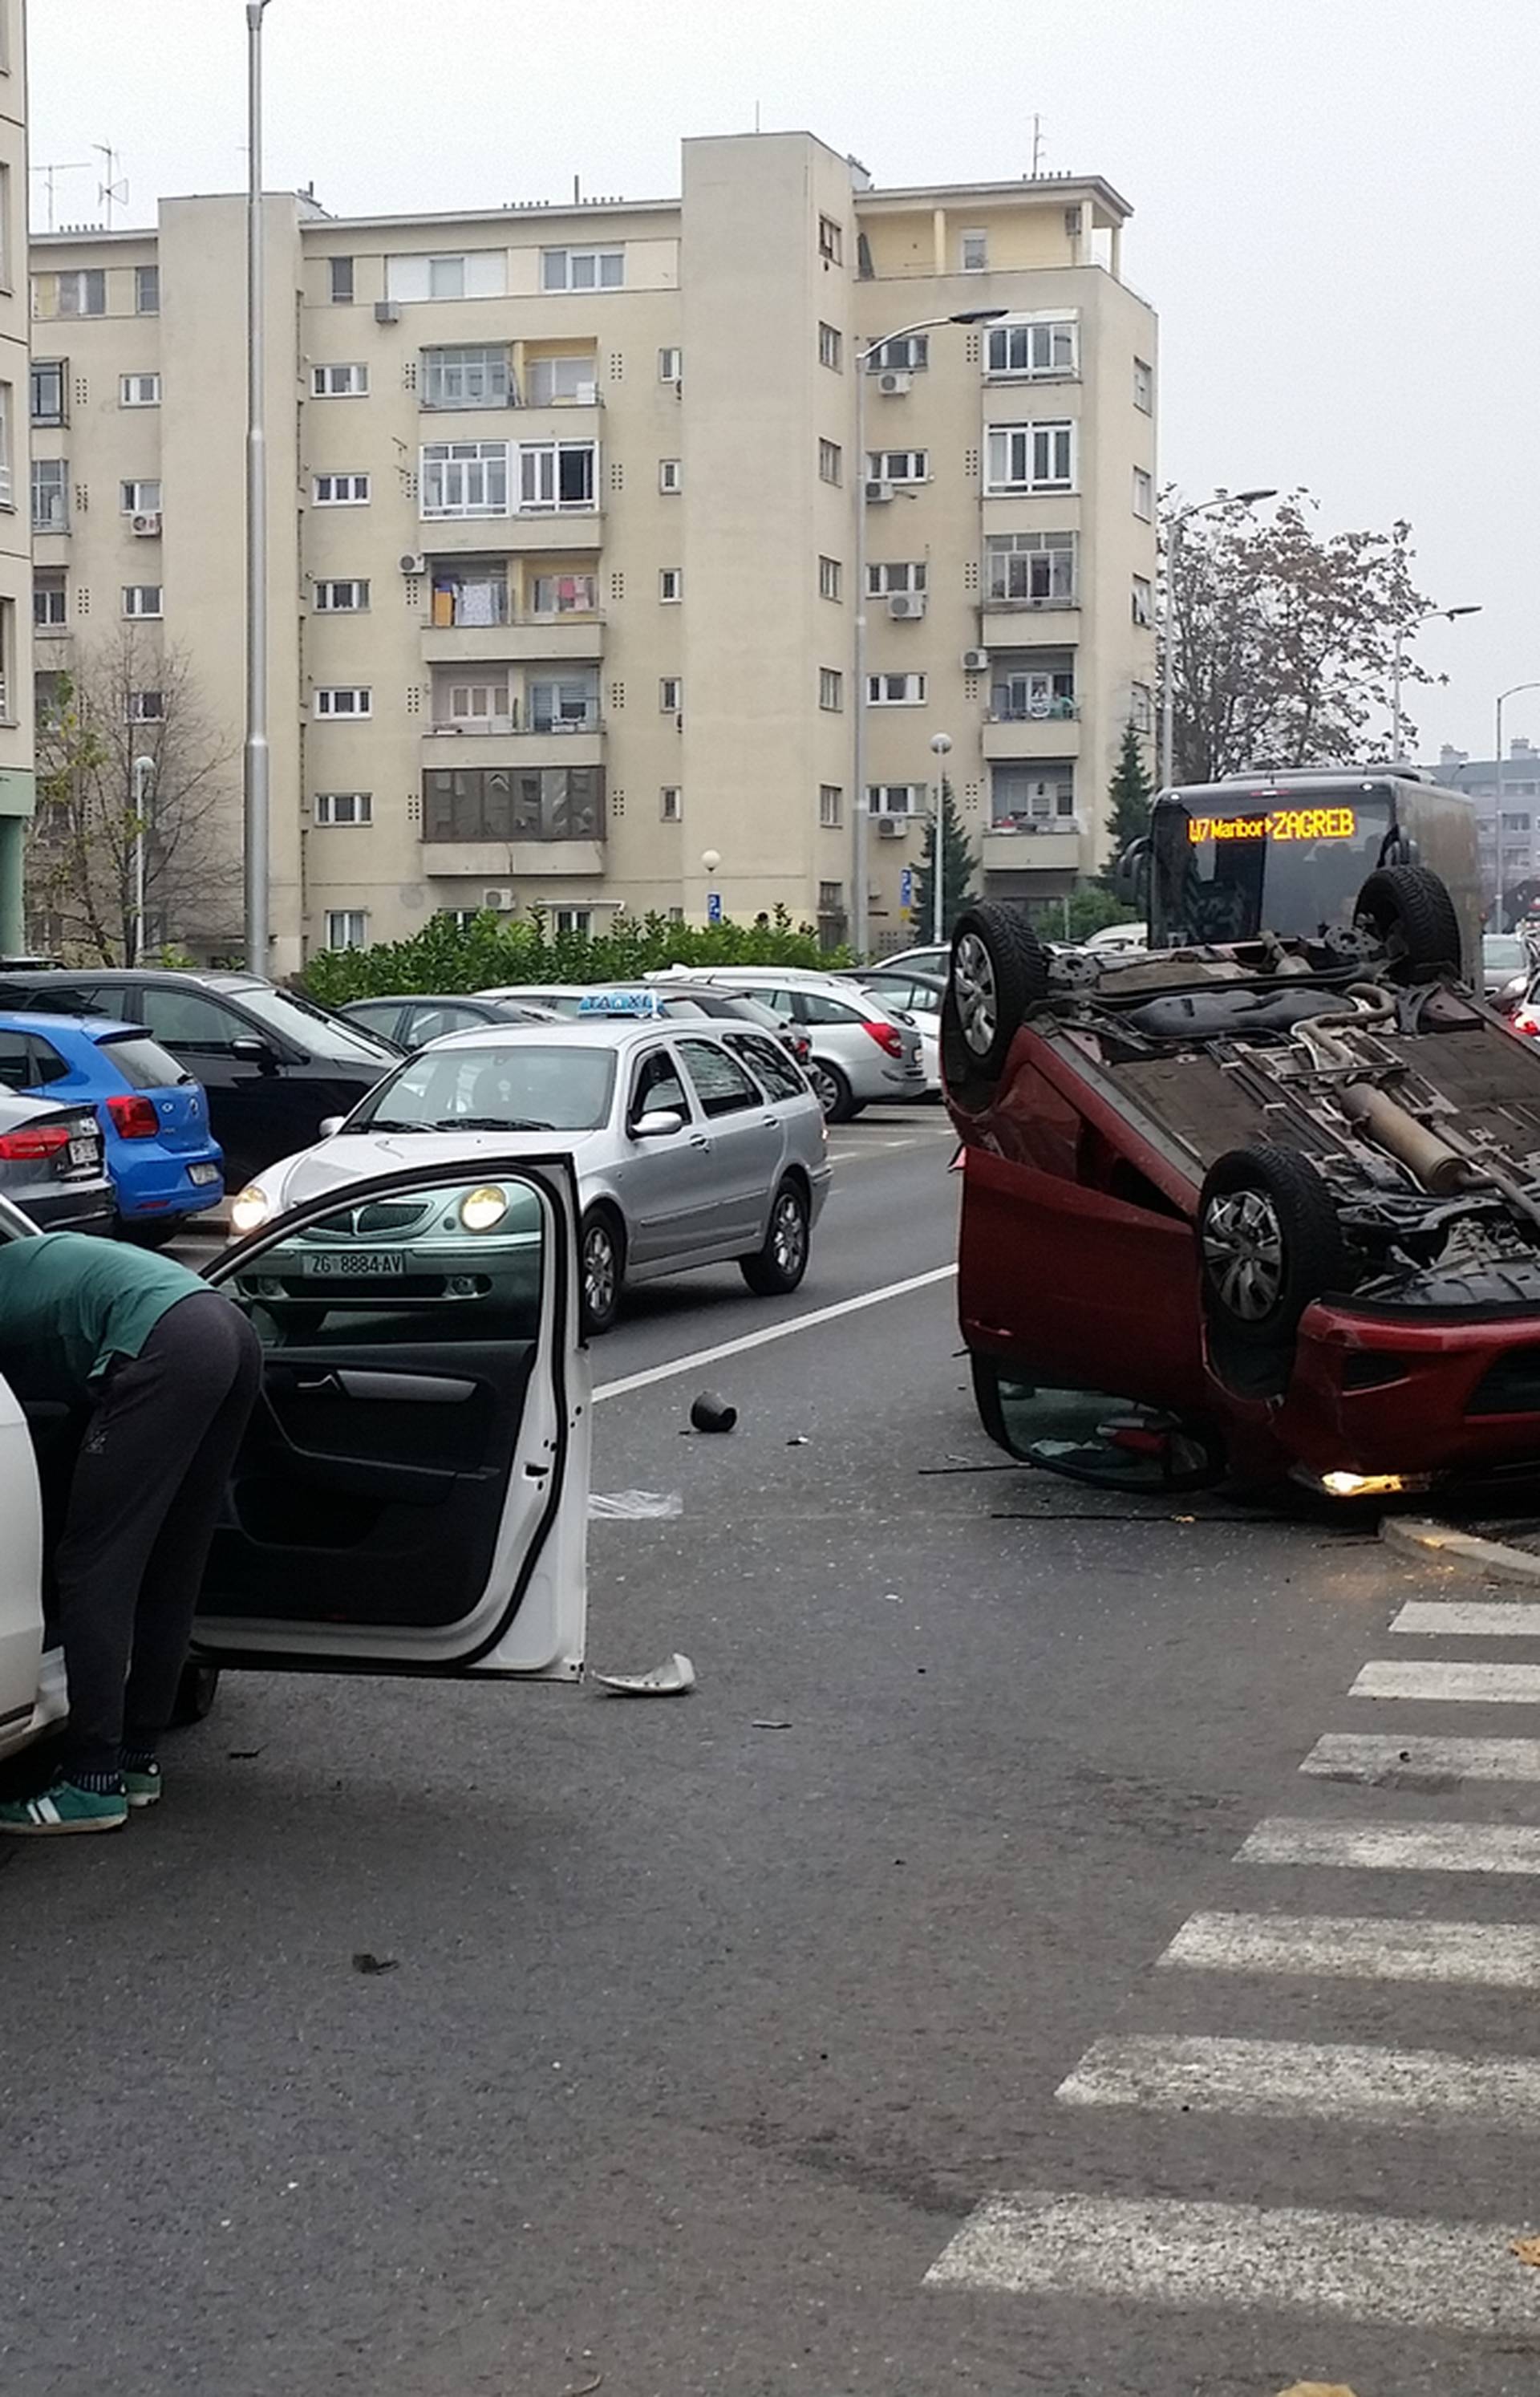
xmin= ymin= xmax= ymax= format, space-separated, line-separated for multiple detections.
xmin=30 ymin=161 xmax=92 ymax=231
xmin=754 ymin=99 xmax=761 ymax=132
xmin=1031 ymin=115 xmax=1046 ymax=176
xmin=93 ymin=143 xmax=128 ymax=228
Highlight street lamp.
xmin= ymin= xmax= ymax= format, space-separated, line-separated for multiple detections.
xmin=244 ymin=0 xmax=277 ymax=974
xmin=853 ymin=307 xmax=1006 ymax=959
xmin=132 ymin=753 xmax=156 ymax=965
xmin=1495 ymin=682 xmax=1540 ymax=932
xmin=1160 ymin=488 xmax=1276 ymax=792
xmin=1389 ymin=604 xmax=1481 ymax=766
xmin=700 ymin=847 xmax=722 ymax=925
xmin=927 ymin=732 xmax=952 ymax=947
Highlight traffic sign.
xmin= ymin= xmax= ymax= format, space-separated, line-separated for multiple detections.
xmin=707 ymin=890 xmax=723 ymax=926
xmin=899 ymin=867 xmax=914 ymax=911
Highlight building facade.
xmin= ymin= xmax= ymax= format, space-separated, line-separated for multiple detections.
xmin=0 ymin=0 xmax=31 ymax=950
xmin=1437 ymin=740 xmax=1540 ymax=920
xmin=28 ymin=131 xmax=1156 ymax=972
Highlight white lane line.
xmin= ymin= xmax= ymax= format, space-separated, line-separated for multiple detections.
xmin=1392 ymin=1600 xmax=1540 ymax=1638
xmin=591 ymin=1263 xmax=957 ymax=1403
xmin=1303 ymin=1731 xmax=1540 ymax=1783
xmin=1240 ymin=1816 xmax=1540 ymax=1875
xmin=924 ymin=2189 xmax=1540 ymax=2332
xmin=1353 ymin=1659 xmax=1540 ymax=1704
xmin=1161 ymin=1910 xmax=1540 ymax=1988
xmin=1057 ymin=2033 xmax=1540 ymax=2128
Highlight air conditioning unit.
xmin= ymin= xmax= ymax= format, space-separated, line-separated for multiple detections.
xmin=130 ymin=512 xmax=161 ymax=538
xmin=888 ymin=592 xmax=926 ymax=621
xmin=375 ymin=300 xmax=399 ymax=325
xmin=877 ymin=817 xmax=907 ymax=840
xmin=864 ymin=479 xmax=894 ymax=504
xmin=961 ymin=647 xmax=990 ymax=672
xmin=575 ymin=381 xmax=598 ymax=406
xmin=399 ymin=551 xmax=427 ymax=575
xmin=481 ymin=886 xmax=516 ymax=912
xmin=877 ymin=370 xmax=912 ymax=398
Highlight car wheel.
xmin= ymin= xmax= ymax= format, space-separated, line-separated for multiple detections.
xmin=167 ymin=1661 xmax=221 ymax=1729
xmin=740 ymin=1179 xmax=811 ymax=1296
xmin=1198 ymin=1146 xmax=1352 ymax=1348
xmin=1354 ymin=865 xmax=1462 ymax=980
xmin=942 ymin=903 xmax=1052 ymax=1109
xmin=811 ymin=1061 xmax=855 ymax=1124
xmin=580 ymin=1207 xmax=625 ymax=1336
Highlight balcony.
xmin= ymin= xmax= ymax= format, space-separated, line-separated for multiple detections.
xmin=421 ymin=723 xmax=604 ymax=772
xmin=421 ymin=757 xmax=605 ymax=880
xmin=981 ymin=823 xmax=1084 ymax=884
xmin=422 ymin=840 xmax=606 ymax=881
xmin=419 ymin=509 xmax=603 ymax=554
xmin=421 ymin=614 xmax=604 ymax=663
xmin=979 ymin=599 xmax=1079 ymax=647
xmin=983 ymin=709 xmax=1081 ymax=762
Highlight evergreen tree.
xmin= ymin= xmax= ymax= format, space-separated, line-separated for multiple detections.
xmin=910 ymin=780 xmax=979 ymax=943
xmin=1105 ymin=720 xmax=1154 ymax=855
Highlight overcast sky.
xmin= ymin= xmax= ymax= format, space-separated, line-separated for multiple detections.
xmin=27 ymin=0 xmax=1540 ymax=761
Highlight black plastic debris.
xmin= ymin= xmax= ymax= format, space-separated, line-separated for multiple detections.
xmin=689 ymin=1390 xmax=738 ymax=1434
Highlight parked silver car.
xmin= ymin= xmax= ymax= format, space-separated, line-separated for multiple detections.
xmin=0 ymin=1086 xmax=113 ymax=1232
xmin=228 ymin=1017 xmax=830 ymax=1333
xmin=654 ymin=970 xmax=926 ymax=1121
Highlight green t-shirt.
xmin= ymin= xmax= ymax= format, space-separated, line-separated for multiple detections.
xmin=0 ymin=1232 xmax=211 ymax=1402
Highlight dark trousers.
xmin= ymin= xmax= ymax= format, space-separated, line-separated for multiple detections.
xmin=57 ymin=1292 xmax=263 ymax=1775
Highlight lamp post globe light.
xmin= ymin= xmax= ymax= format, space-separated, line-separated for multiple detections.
xmin=1158 ymin=487 xmax=1277 ymax=793
xmin=1388 ymin=603 xmax=1481 ymax=766
xmin=132 ymin=754 xmax=156 ymax=966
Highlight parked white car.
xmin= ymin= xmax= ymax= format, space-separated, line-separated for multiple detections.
xmin=650 ymin=969 xmax=926 ymax=1121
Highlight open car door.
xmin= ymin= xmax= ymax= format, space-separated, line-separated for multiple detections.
xmin=196 ymin=1154 xmax=588 ymax=1680
xmin=0 ymin=1362 xmax=48 ymax=1761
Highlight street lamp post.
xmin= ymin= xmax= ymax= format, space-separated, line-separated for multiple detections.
xmin=132 ymin=753 xmax=156 ymax=965
xmin=1495 ymin=682 xmax=1540 ymax=932
xmin=853 ymin=308 xmax=1005 ymax=961
xmin=1388 ymin=604 xmax=1482 ymax=765
xmin=1159 ymin=488 xmax=1276 ymax=793
xmin=928 ymin=732 xmax=952 ymax=947
xmin=244 ymin=0 xmax=276 ymax=974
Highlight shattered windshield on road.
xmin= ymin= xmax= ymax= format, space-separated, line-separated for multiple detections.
xmin=1150 ymin=788 xmax=1395 ymax=947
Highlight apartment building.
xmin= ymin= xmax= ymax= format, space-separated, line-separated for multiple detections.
xmin=0 ymin=0 xmax=30 ymax=951
xmin=1438 ymin=740 xmax=1540 ymax=915
xmin=28 ymin=130 xmax=1156 ymax=972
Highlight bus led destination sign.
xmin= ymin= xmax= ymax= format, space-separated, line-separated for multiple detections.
xmin=1187 ymin=806 xmax=1359 ymax=846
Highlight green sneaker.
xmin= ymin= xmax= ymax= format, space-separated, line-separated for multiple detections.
xmin=0 ymin=1777 xmax=128 ymax=1835
xmin=123 ymin=1761 xmax=162 ymax=1811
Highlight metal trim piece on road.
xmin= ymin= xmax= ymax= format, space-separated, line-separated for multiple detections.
xmin=1302 ymin=1732 xmax=1540 ymax=1783
xmin=1161 ymin=1910 xmax=1540 ymax=1988
xmin=1239 ymin=1816 xmax=1540 ymax=1875
xmin=1057 ymin=2032 xmax=1540 ymax=2128
xmin=591 ymin=1263 xmax=958 ymax=1404
xmin=1352 ymin=1659 xmax=1540 ymax=1705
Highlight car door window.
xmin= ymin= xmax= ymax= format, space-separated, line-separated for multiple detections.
xmin=0 ymin=1028 xmax=31 ymax=1086
xmin=25 ymin=1037 xmax=71 ymax=1086
xmin=677 ymin=1039 xmax=762 ymax=1120
xmin=723 ymin=1032 xmax=803 ymax=1101
xmin=796 ymin=992 xmax=861 ymax=1026
xmin=630 ymin=1049 xmax=691 ymax=1121
xmin=346 ymin=1003 xmax=405 ymax=1040
xmin=136 ymin=988 xmax=245 ymax=1056
xmin=407 ymin=1004 xmax=486 ymax=1045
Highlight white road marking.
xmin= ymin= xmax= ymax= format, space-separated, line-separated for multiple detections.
xmin=1057 ymin=2032 xmax=1540 ymax=2127
xmin=1392 ymin=1600 xmax=1540 ymax=1637
xmin=1239 ymin=1816 xmax=1540 ymax=1875
xmin=925 ymin=2189 xmax=1540 ymax=2332
xmin=1352 ymin=1658 xmax=1540 ymax=1704
xmin=1161 ymin=1910 xmax=1540 ymax=1987
xmin=1303 ymin=1731 xmax=1540 ymax=1783
xmin=591 ymin=1263 xmax=957 ymax=1403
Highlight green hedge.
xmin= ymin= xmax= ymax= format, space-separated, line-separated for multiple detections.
xmin=300 ymin=905 xmax=849 ymax=1004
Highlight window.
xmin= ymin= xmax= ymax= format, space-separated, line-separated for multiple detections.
xmin=314 ymin=686 xmax=372 ymax=719
xmin=818 ymin=439 xmax=842 ymax=485
xmin=31 ymin=458 xmax=68 ymax=533
xmin=659 ymin=457 xmax=682 ymax=493
xmin=818 ymin=322 xmax=842 ymax=371
xmin=818 ymin=881 xmax=845 ymax=911
xmin=1133 ymin=467 xmax=1153 ymax=521
xmin=985 ymin=319 xmax=1077 ymax=379
xmin=554 ymin=908 xmax=593 ymax=936
xmin=1133 ymin=356 xmax=1153 ymax=413
xmin=1132 ymin=575 xmax=1153 ymax=627
xmin=525 ymin=354 xmax=596 ymax=405
xmin=659 ymin=567 xmax=683 ymax=603
xmin=313 ymin=473 xmax=371 ymax=505
xmin=659 ymin=677 xmax=682 ymax=713
xmin=867 ymin=784 xmax=922 ymax=816
xmin=991 ymin=667 xmax=1075 ymax=722
xmin=867 ymin=673 xmax=926 ymax=706
xmin=528 ymin=672 xmax=598 ymax=732
xmin=314 ymin=578 xmax=371 ymax=613
xmin=658 ymin=346 xmax=682 ymax=382
xmin=33 ymin=570 xmax=66 ymax=631
xmin=420 ymin=344 xmax=509 ymax=408
xmin=0 ymin=163 xmax=13 ymax=289
xmin=866 ymin=335 xmax=929 ymax=373
xmin=122 ymin=586 xmax=163 ymax=619
xmin=0 ymin=382 xmax=10 ymax=506
xmin=541 ymin=247 xmax=624 ymax=291
xmin=817 ymin=215 xmax=843 ymax=265
xmin=660 ymin=785 xmax=682 ymax=822
xmin=330 ymin=256 xmax=355 ymax=305
xmin=1130 ymin=683 xmax=1153 ymax=734
xmin=120 ymin=479 xmax=162 ymax=515
xmin=516 ymin=440 xmax=597 ymax=512
xmin=986 ymin=529 xmax=1077 ymax=605
xmin=819 ymin=667 xmax=843 ymax=712
xmin=312 ymin=363 xmax=369 ymax=397
xmin=422 ymin=765 xmax=605 ymax=842
xmin=128 ymin=690 xmax=164 ymax=722
xmin=961 ymin=230 xmax=988 ymax=271
xmin=434 ymin=671 xmax=512 ymax=732
xmin=30 ymin=361 xmax=64 ymax=425
xmin=385 ymin=250 xmax=506 ymax=303
xmin=120 ymin=373 xmax=160 ymax=408
xmin=726 ymin=1032 xmax=803 ymax=1101
xmin=58 ymin=269 xmax=106 ymax=317
xmin=134 ymin=264 xmax=160 ymax=315
xmin=819 ymin=784 xmax=843 ymax=828
xmin=991 ymin=765 xmax=1076 ymax=828
xmin=819 ymin=555 xmax=843 ymax=602
xmin=679 ymin=1039 xmax=760 ymax=1120
xmin=985 ymin=422 xmax=1076 ymax=493
xmin=866 ymin=561 xmax=927 ymax=596
xmin=314 ymin=792 xmax=373 ymax=826
xmin=867 ymin=449 xmax=929 ymax=484
xmin=421 ymin=440 xmax=509 ymax=517
xmin=325 ymin=911 xmax=369 ymax=951
xmin=529 ymin=571 xmax=598 ymax=615
xmin=630 ymin=1051 xmax=689 ymax=1120
xmin=136 ymin=988 xmax=245 ymax=1052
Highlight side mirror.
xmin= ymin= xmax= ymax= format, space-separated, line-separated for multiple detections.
xmin=318 ymin=1115 xmax=345 ymax=1140
xmin=631 ymin=1108 xmax=685 ymax=1140
xmin=231 ymin=1034 xmax=280 ymax=1070
xmin=1113 ymin=837 xmax=1151 ymax=909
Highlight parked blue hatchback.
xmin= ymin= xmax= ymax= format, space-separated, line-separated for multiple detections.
xmin=0 ymin=1012 xmax=223 ymax=1242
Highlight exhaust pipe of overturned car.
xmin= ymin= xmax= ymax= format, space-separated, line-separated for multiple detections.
xmin=1340 ymin=1081 xmax=1472 ymax=1195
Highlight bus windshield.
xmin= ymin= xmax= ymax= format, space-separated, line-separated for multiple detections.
xmin=1149 ymin=788 xmax=1394 ymax=947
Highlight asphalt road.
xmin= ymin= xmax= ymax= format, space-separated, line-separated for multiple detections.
xmin=7 ymin=1109 xmax=1540 ymax=2393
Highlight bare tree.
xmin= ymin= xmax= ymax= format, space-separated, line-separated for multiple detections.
xmin=27 ymin=631 xmax=241 ymax=964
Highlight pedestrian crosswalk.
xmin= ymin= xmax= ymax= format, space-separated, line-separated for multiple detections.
xmin=925 ymin=1547 xmax=1540 ymax=2345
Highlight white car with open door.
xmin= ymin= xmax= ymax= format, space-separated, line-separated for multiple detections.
xmin=0 ymin=1154 xmax=589 ymax=1769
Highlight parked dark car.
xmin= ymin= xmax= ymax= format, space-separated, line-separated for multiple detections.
xmin=0 ymin=1086 xmax=112 ymax=1233
xmin=338 ymin=994 xmax=557 ymax=1050
xmin=0 ymin=969 xmax=399 ymax=1187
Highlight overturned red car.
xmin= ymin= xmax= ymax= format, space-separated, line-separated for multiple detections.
xmin=943 ymin=833 xmax=1540 ymax=1497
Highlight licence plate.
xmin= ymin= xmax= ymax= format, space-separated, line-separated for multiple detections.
xmin=302 ymin=1249 xmax=407 ymax=1278
xmin=67 ymin=1136 xmax=98 ymax=1167
xmin=188 ymin=1162 xmax=221 ymax=1185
